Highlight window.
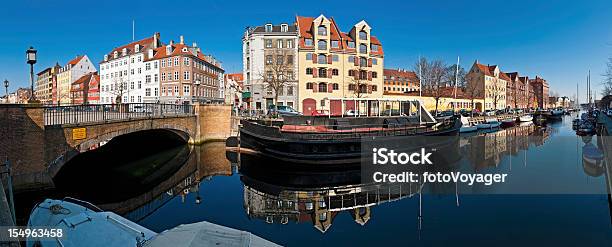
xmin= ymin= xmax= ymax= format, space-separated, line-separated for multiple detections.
xmin=154 ymin=74 xmax=158 ymax=82
xmin=276 ymin=55 xmax=283 ymax=65
xmin=305 ymin=38 xmax=313 ymax=46
xmin=281 ymin=24 xmax=288 ymax=32
xmin=287 ymin=39 xmax=293 ymax=48
xmin=154 ymin=88 xmax=158 ymax=96
xmin=360 ymin=70 xmax=367 ymax=80
xmin=154 ymin=61 xmax=158 ymax=69
xmin=317 ymin=25 xmax=327 ymax=35
xmin=130 ymin=81 xmax=134 ymax=89
xmin=138 ymin=68 xmax=141 ymax=74
xmin=174 ymin=71 xmax=179 ymax=80
xmin=318 ymin=68 xmax=327 ymax=77
xmin=318 ymin=83 xmax=327 ymax=92
xmin=332 ymin=55 xmax=339 ymax=62
xmin=183 ymin=85 xmax=190 ymax=95
xmin=174 ymin=57 xmax=179 ymax=66
xmin=306 ymin=82 xmax=313 ymax=89
xmin=331 ymin=40 xmax=339 ymax=48
xmin=360 ymin=57 xmax=368 ymax=67
xmin=277 ymin=40 xmax=283 ymax=48
xmin=318 ymin=54 xmax=326 ymax=64
xmin=138 ymin=81 xmax=142 ymax=89
xmin=372 ymin=72 xmax=378 ymax=78
xmin=265 ymin=39 xmax=272 ymax=48
xmin=372 ymin=85 xmax=377 ymax=91
xmin=306 ymin=53 xmax=312 ymax=60
xmin=359 ymin=30 xmax=367 ymax=40
xmin=372 ymin=58 xmax=378 ymax=65
xmin=332 ymin=69 xmax=339 ymax=76
xmin=175 ymin=86 xmax=179 ymax=94
xmin=145 ymin=63 xmax=151 ymax=71
xmin=145 ymin=75 xmax=151 ymax=83
xmin=333 ymin=83 xmax=339 ymax=90
xmin=359 ymin=44 xmax=367 ymax=53
xmin=266 ymin=55 xmax=273 ymax=64
xmin=161 ymin=60 xmax=166 ymax=67
xmin=287 ymin=86 xmax=294 ymax=96
xmin=145 ymin=88 xmax=151 ymax=96
xmin=265 ymin=24 xmax=272 ymax=32
xmin=306 ymin=68 xmax=313 ymax=75
xmin=184 ymin=57 xmax=190 ymax=66
xmin=161 ymin=73 xmax=166 ymax=81
xmin=287 ymin=55 xmax=293 ymax=64
xmin=348 ymin=41 xmax=355 ymax=48
xmin=348 ymin=56 xmax=355 ymax=63
xmin=317 ymin=40 xmax=327 ymax=50
xmin=371 ymin=44 xmax=379 ymax=52
xmin=184 ymin=71 xmax=190 ymax=80
xmin=348 ymin=70 xmax=355 ymax=76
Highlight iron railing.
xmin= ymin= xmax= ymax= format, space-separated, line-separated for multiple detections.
xmin=43 ymin=103 xmax=195 ymax=126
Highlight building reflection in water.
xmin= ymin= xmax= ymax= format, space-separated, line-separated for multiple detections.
xmin=236 ymin=123 xmax=564 ymax=234
xmin=582 ymin=134 xmax=612 ymax=225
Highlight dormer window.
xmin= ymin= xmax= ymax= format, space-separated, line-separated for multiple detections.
xmin=281 ymin=24 xmax=288 ymax=32
xmin=317 ymin=40 xmax=327 ymax=50
xmin=122 ymin=48 xmax=127 ymax=55
xmin=135 ymin=44 xmax=140 ymax=52
xmin=348 ymin=41 xmax=355 ymax=48
xmin=359 ymin=30 xmax=367 ymax=40
xmin=104 ymin=55 xmax=108 ymax=61
xmin=317 ymin=25 xmax=327 ymax=36
xmin=113 ymin=51 xmax=118 ymax=58
xmin=265 ymin=24 xmax=273 ymax=32
xmin=359 ymin=44 xmax=367 ymax=53
xmin=182 ymin=47 xmax=188 ymax=52
xmin=371 ymin=44 xmax=379 ymax=52
xmin=166 ymin=45 xmax=172 ymax=54
xmin=305 ymin=38 xmax=313 ymax=47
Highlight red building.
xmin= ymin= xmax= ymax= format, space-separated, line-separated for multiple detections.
xmin=70 ymin=72 xmax=100 ymax=104
xmin=529 ymin=76 xmax=549 ymax=109
xmin=382 ymin=68 xmax=419 ymax=95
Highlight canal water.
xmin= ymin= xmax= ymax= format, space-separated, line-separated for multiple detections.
xmin=14 ymin=114 xmax=612 ymax=246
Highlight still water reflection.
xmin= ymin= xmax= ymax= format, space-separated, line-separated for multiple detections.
xmin=16 ymin=115 xmax=612 ymax=246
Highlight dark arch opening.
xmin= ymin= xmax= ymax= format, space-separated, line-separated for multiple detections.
xmin=52 ymin=129 xmax=192 ymax=203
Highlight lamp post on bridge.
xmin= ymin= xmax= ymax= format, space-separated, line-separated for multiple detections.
xmin=26 ymin=46 xmax=38 ymax=103
xmin=3 ymin=79 xmax=8 ymax=103
xmin=194 ymin=79 xmax=201 ymax=104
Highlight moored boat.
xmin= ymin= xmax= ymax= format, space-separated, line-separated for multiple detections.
xmin=518 ymin=114 xmax=533 ymax=122
xmin=501 ymin=119 xmax=516 ymax=128
xmin=27 ymin=198 xmax=278 ymax=247
xmin=459 ymin=116 xmax=478 ymax=133
xmin=239 ymin=98 xmax=461 ymax=166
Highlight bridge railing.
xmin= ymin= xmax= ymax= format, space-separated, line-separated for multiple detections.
xmin=43 ymin=103 xmax=195 ymax=126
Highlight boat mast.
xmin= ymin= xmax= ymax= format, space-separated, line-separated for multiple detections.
xmin=453 ymin=56 xmax=459 ymax=111
xmin=418 ymin=56 xmax=423 ymax=124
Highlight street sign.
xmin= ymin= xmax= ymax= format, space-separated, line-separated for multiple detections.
xmin=72 ymin=128 xmax=87 ymax=140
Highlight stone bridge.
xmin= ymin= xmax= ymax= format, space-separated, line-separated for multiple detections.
xmin=0 ymin=103 xmax=231 ymax=191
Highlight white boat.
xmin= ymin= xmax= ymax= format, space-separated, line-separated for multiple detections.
xmin=518 ymin=114 xmax=533 ymax=122
xmin=459 ymin=116 xmax=478 ymax=133
xmin=27 ymin=198 xmax=279 ymax=247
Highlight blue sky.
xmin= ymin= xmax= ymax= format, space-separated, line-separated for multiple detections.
xmin=1 ymin=0 xmax=611 ymax=102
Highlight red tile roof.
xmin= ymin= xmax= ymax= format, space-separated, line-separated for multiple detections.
xmin=225 ymin=73 xmax=243 ymax=82
xmin=383 ymin=69 xmax=419 ymax=82
xmin=67 ymin=55 xmax=84 ymax=65
xmin=102 ymin=36 xmax=158 ymax=63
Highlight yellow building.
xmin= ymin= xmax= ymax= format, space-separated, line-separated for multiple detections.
xmin=296 ymin=15 xmax=384 ymax=115
xmin=466 ymin=61 xmax=509 ymax=110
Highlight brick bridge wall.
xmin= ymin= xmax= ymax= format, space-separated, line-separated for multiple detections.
xmin=0 ymin=103 xmax=231 ymax=191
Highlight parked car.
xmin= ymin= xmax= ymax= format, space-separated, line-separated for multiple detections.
xmin=311 ymin=110 xmax=330 ymax=116
xmin=344 ymin=109 xmax=367 ymax=117
xmin=268 ymin=105 xmax=302 ymax=116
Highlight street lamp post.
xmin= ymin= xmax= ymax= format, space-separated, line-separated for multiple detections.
xmin=194 ymin=79 xmax=201 ymax=104
xmin=26 ymin=46 xmax=38 ymax=103
xmin=3 ymin=79 xmax=8 ymax=103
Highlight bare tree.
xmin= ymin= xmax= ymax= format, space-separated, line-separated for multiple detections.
xmin=348 ymin=57 xmax=371 ymax=99
xmin=415 ymin=57 xmax=448 ymax=114
xmin=464 ymin=81 xmax=483 ymax=116
xmin=259 ymin=50 xmax=293 ymax=115
xmin=603 ymin=57 xmax=612 ymax=96
xmin=487 ymin=79 xmax=505 ymax=110
xmin=445 ymin=64 xmax=466 ymax=88
xmin=108 ymin=77 xmax=130 ymax=104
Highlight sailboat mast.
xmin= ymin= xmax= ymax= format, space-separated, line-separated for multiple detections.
xmin=453 ymin=56 xmax=459 ymax=111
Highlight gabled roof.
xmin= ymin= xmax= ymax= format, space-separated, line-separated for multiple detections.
xmin=71 ymin=72 xmax=97 ymax=86
xmin=383 ymin=69 xmax=419 ymax=81
xmin=102 ymin=35 xmax=159 ymax=63
xmin=151 ymin=43 xmax=223 ymax=69
xmin=67 ymin=55 xmax=84 ymax=66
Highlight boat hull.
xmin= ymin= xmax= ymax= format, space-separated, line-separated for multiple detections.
xmin=239 ymin=117 xmax=461 ymax=167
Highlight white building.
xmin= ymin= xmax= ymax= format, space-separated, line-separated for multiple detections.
xmin=100 ymin=33 xmax=162 ymax=104
xmin=56 ymin=55 xmax=96 ymax=104
xmin=242 ymin=23 xmax=299 ymax=111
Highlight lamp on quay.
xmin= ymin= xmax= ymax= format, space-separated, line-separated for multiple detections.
xmin=3 ymin=79 xmax=8 ymax=103
xmin=26 ymin=46 xmax=38 ymax=102
xmin=194 ymin=79 xmax=201 ymax=103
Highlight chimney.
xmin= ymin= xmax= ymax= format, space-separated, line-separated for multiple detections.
xmin=153 ymin=32 xmax=160 ymax=48
xmin=192 ymin=42 xmax=197 ymax=48
xmin=170 ymin=40 xmax=174 ymax=45
xmin=180 ymin=35 xmax=184 ymax=44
